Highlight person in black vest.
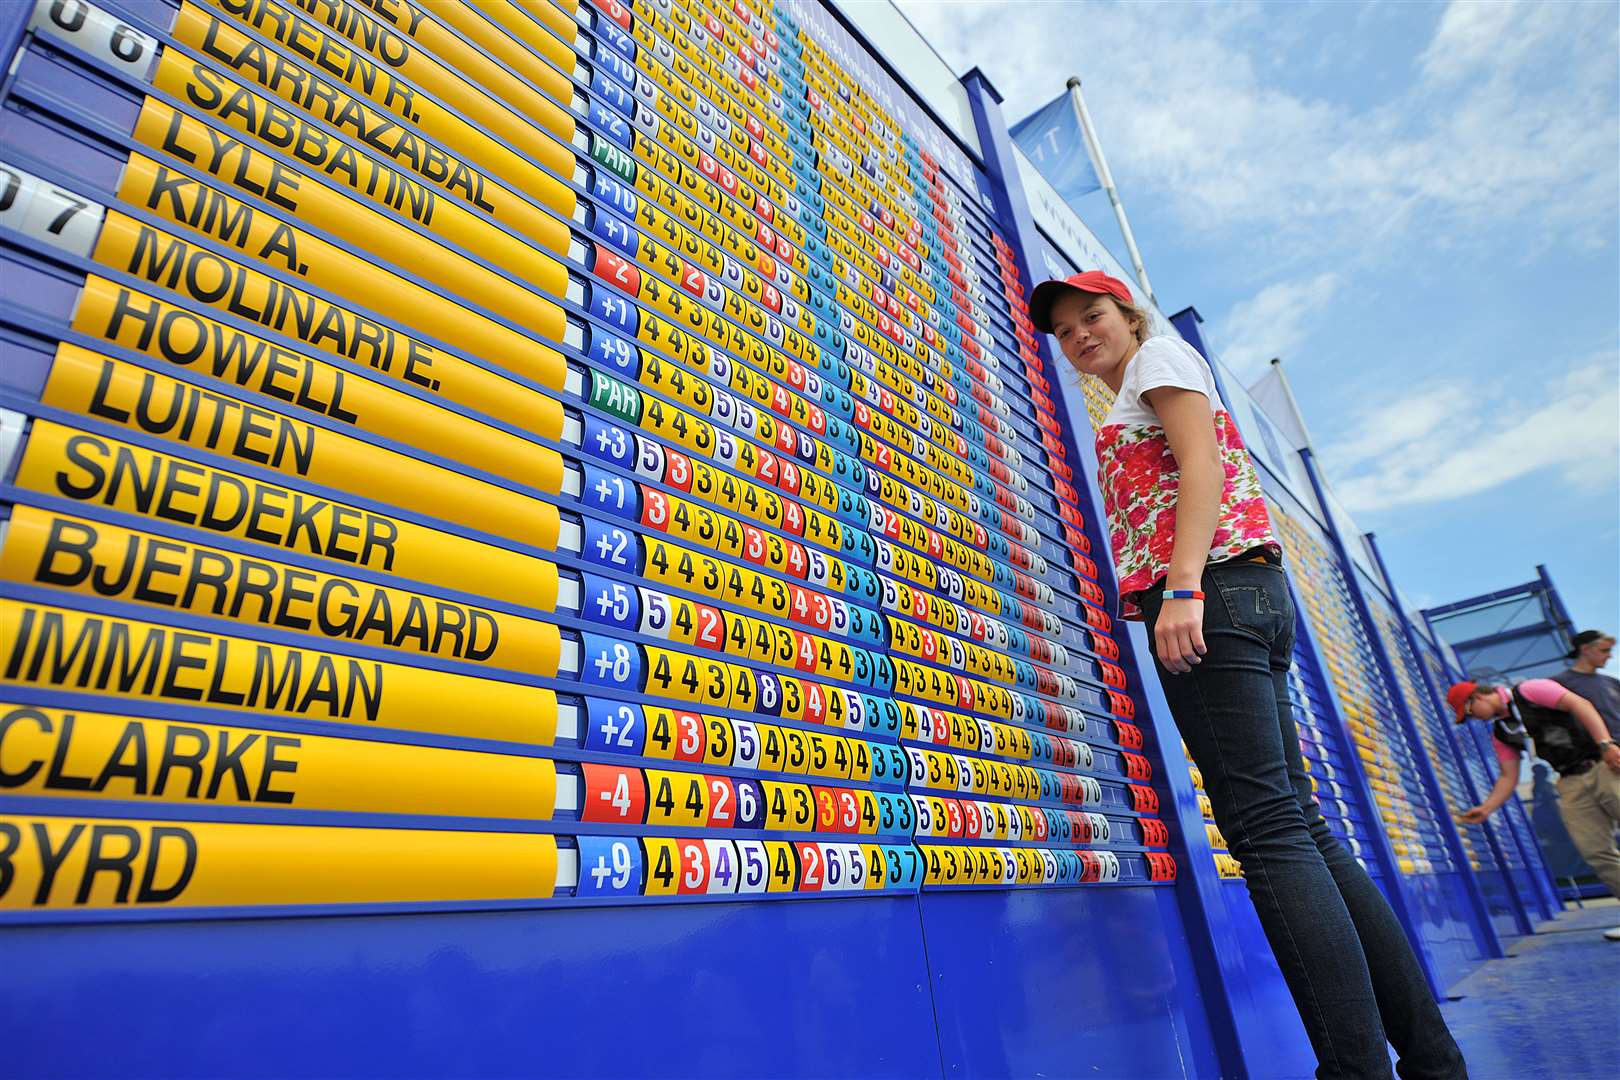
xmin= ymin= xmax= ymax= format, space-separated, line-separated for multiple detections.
xmin=1447 ymin=677 xmax=1620 ymax=940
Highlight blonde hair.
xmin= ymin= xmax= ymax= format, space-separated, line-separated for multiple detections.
xmin=1115 ymin=297 xmax=1152 ymax=344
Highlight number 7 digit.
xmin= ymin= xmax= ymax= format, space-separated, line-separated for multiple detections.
xmin=47 ymin=189 xmax=87 ymax=234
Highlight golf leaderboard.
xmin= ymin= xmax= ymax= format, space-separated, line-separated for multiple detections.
xmin=0 ymin=0 xmax=1171 ymax=915
xmin=0 ymin=2 xmax=1562 ymax=1076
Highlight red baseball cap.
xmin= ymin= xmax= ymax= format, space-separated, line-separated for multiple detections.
xmin=1029 ymin=271 xmax=1135 ymax=334
xmin=1446 ymin=681 xmax=1480 ymax=722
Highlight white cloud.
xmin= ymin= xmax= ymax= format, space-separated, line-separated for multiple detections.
xmin=893 ymin=0 xmax=1619 ymax=257
xmin=1214 ymin=273 xmax=1342 ymax=376
xmin=892 ymin=0 xmax=1617 ymax=618
xmin=1419 ymin=0 xmax=1575 ymax=84
xmin=1320 ymin=350 xmax=1620 ymax=512
xmin=1319 ymin=392 xmax=1459 ymax=474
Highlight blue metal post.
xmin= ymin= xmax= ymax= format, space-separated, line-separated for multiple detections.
xmin=1422 ymin=578 xmax=1543 ymax=617
xmin=1363 ymin=532 xmax=1535 ymax=936
xmin=1537 ymin=565 xmax=1578 ymax=640
xmin=1167 ymin=306 xmax=1236 ymax=407
xmin=959 ymin=67 xmax=1251 ymax=1079
xmin=1298 ymin=450 xmax=1505 ymax=971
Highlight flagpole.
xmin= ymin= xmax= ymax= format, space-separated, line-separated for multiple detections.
xmin=1067 ymin=76 xmax=1154 ymax=305
xmin=1267 ymin=356 xmax=1317 ymax=452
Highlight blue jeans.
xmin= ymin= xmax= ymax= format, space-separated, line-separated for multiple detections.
xmin=1142 ymin=558 xmax=1467 ymax=1080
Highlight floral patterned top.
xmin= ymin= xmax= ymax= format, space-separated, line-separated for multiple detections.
xmin=1094 ymin=336 xmax=1281 ymax=620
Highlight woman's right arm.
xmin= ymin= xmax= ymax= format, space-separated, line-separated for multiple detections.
xmin=1144 ymin=385 xmax=1224 ymax=674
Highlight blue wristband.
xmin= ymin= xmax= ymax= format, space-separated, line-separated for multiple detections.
xmin=1163 ymin=589 xmax=1205 ymax=601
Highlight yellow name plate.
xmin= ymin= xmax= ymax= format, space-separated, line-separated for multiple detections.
xmin=0 ymin=813 xmax=559 ymax=909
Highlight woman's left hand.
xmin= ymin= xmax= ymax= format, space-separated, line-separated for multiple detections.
xmin=1156 ymin=597 xmax=1207 ymax=674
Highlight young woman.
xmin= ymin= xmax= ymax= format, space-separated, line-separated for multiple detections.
xmin=1030 ymin=271 xmax=1467 ymax=1080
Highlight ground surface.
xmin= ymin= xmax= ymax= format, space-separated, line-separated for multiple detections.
xmin=1440 ymin=898 xmax=1619 ymax=1080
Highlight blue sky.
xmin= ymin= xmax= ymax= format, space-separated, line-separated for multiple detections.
xmin=895 ymin=0 xmax=1619 ymax=647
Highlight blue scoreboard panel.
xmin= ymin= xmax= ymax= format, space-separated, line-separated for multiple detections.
xmin=0 ymin=0 xmax=1171 ymax=912
xmin=0 ymin=1 xmax=1212 ymax=1076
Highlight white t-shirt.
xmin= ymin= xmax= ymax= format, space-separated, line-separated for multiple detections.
xmin=1103 ymin=336 xmax=1220 ymax=426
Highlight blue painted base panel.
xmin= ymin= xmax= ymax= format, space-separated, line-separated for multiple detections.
xmin=3 ymin=897 xmax=945 ymax=1080
xmin=1472 ymin=869 xmax=1528 ymax=939
xmin=1559 ymin=879 xmax=1615 ymax=900
xmin=4 ymin=873 xmax=1592 ymax=1080
xmin=919 ymin=886 xmax=1221 ymax=1079
xmin=3 ymin=887 xmax=1237 ymax=1080
xmin=1405 ymin=872 xmax=1491 ymax=989
xmin=1442 ymin=900 xmax=1619 ymax=1080
xmin=1203 ymin=880 xmax=1318 ymax=1080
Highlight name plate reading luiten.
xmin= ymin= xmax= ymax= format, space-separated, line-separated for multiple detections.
xmin=38 ymin=347 xmax=563 ymax=547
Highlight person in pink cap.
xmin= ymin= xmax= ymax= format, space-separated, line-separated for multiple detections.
xmin=1032 ymin=271 xmax=1466 ymax=1079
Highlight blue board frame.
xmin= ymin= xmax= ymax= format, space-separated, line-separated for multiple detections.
xmin=0 ymin=2 xmax=1230 ymax=1077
